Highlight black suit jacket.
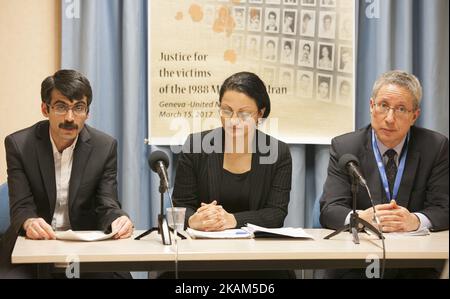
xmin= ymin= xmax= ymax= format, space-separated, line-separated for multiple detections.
xmin=320 ymin=125 xmax=449 ymax=231
xmin=1 ymin=120 xmax=127 ymax=268
xmin=173 ymin=128 xmax=292 ymax=228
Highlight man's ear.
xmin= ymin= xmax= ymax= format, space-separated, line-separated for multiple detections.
xmin=369 ymin=98 xmax=374 ymax=114
xmin=41 ymin=102 xmax=49 ymax=118
xmin=411 ymin=108 xmax=421 ymax=125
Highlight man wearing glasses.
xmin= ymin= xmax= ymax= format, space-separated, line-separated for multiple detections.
xmin=1 ymin=70 xmax=133 ymax=278
xmin=319 ymin=70 xmax=448 ymax=278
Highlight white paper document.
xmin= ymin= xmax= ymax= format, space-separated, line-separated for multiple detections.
xmin=386 ymin=227 xmax=430 ymax=237
xmin=364 ymin=227 xmax=430 ymax=238
xmin=186 ymin=224 xmax=315 ymax=240
xmin=243 ymin=223 xmax=315 ymax=239
xmin=186 ymin=228 xmax=252 ymax=239
xmin=55 ymin=230 xmax=118 ymax=242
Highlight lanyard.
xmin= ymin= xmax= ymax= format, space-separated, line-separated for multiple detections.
xmin=371 ymin=129 xmax=409 ymax=202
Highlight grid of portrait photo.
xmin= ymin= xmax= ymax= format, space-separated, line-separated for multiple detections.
xmin=203 ymin=0 xmax=354 ymax=106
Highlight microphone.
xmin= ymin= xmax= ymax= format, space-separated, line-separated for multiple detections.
xmin=337 ymin=153 xmax=385 ymax=278
xmin=338 ymin=154 xmax=368 ymax=189
xmin=149 ymin=150 xmax=170 ymax=191
xmin=135 ymin=150 xmax=173 ymax=245
xmin=339 ymin=153 xmax=380 ymax=229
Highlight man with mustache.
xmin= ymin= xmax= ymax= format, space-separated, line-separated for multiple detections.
xmin=320 ymin=70 xmax=448 ymax=278
xmin=1 ymin=70 xmax=134 ymax=278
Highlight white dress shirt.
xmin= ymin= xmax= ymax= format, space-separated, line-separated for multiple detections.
xmin=49 ymin=131 xmax=78 ymax=231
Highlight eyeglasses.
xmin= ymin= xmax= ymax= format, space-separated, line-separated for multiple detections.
xmin=373 ymin=102 xmax=414 ymax=118
xmin=219 ymin=108 xmax=257 ymax=122
xmin=48 ymin=103 xmax=88 ymax=116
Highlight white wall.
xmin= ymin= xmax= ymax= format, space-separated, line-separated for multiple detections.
xmin=0 ymin=0 xmax=60 ymax=183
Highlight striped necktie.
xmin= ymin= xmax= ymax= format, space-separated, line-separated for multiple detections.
xmin=384 ymin=149 xmax=397 ymax=196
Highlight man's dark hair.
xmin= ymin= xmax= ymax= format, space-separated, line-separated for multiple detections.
xmin=219 ymin=72 xmax=271 ymax=118
xmin=41 ymin=69 xmax=92 ymax=106
xmin=303 ymin=43 xmax=311 ymax=52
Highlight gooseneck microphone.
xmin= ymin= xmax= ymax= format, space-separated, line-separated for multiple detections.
xmin=135 ymin=150 xmax=173 ymax=245
xmin=148 ymin=150 xmax=170 ymax=191
xmin=325 ymin=152 xmax=384 ymax=242
xmin=336 ymin=153 xmax=385 ymax=278
xmin=338 ymin=154 xmax=368 ymax=189
xmin=338 ymin=153 xmax=376 ymax=217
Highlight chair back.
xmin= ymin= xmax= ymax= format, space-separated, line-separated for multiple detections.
xmin=0 ymin=183 xmax=10 ymax=235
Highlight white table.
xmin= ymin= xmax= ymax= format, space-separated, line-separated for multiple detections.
xmin=12 ymin=229 xmax=449 ymax=272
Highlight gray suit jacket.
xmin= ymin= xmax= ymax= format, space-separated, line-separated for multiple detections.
xmin=320 ymin=125 xmax=449 ymax=231
xmin=1 ymin=120 xmax=127 ymax=269
xmin=173 ymin=128 xmax=292 ymax=228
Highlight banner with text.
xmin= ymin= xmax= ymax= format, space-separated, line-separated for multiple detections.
xmin=148 ymin=0 xmax=355 ymax=145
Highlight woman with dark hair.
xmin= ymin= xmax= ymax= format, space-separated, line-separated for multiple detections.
xmin=318 ymin=45 xmax=332 ymax=69
xmin=173 ymin=72 xmax=292 ymax=233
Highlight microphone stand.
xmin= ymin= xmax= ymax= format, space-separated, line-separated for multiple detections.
xmin=135 ymin=180 xmax=171 ymax=244
xmin=135 ymin=179 xmax=186 ymax=244
xmin=324 ymin=174 xmax=383 ymax=244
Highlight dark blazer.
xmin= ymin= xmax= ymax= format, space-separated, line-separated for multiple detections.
xmin=1 ymin=120 xmax=127 ymax=269
xmin=173 ymin=128 xmax=292 ymax=228
xmin=320 ymin=125 xmax=449 ymax=231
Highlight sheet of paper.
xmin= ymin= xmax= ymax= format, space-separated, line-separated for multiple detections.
xmin=364 ymin=227 xmax=430 ymax=238
xmin=186 ymin=228 xmax=252 ymax=239
xmin=386 ymin=227 xmax=430 ymax=237
xmin=243 ymin=223 xmax=315 ymax=239
xmin=55 ymin=230 xmax=118 ymax=242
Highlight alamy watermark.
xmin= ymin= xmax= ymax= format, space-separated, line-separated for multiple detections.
xmin=365 ymin=0 xmax=380 ymax=19
xmin=65 ymin=254 xmax=80 ymax=279
xmin=163 ymin=111 xmax=280 ymax=165
xmin=365 ymin=254 xmax=380 ymax=278
xmin=65 ymin=0 xmax=80 ymax=19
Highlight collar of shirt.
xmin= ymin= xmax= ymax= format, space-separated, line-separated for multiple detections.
xmin=374 ymin=130 xmax=407 ymax=165
xmin=49 ymin=130 xmax=79 ymax=156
